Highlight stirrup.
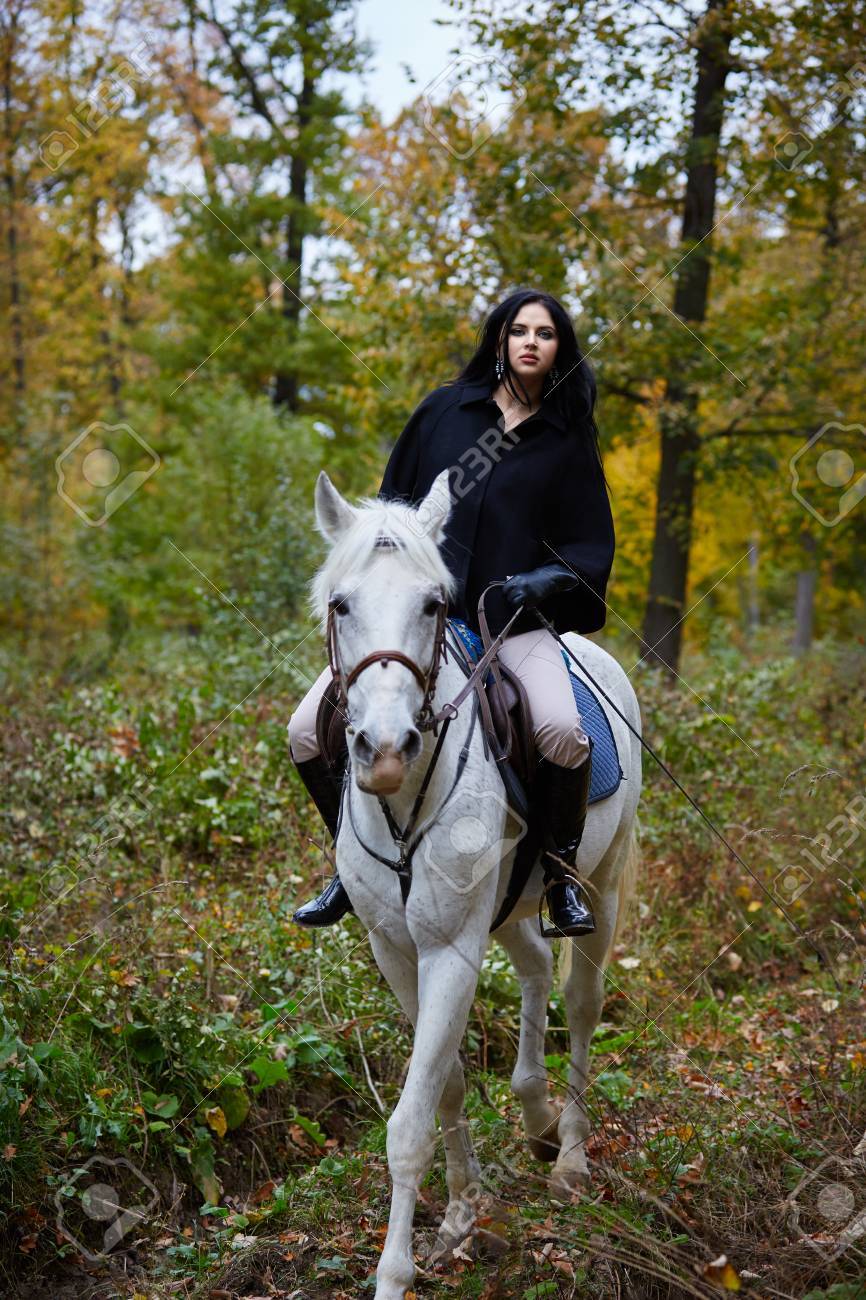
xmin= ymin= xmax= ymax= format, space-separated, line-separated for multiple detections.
xmin=538 ymin=863 xmax=596 ymax=940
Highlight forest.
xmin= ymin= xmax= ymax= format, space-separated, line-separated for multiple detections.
xmin=0 ymin=0 xmax=864 ymax=1296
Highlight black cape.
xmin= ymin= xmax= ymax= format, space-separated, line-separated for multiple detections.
xmin=377 ymin=378 xmax=615 ymax=639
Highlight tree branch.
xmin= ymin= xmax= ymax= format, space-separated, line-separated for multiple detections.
xmin=202 ymin=1 xmax=291 ymax=146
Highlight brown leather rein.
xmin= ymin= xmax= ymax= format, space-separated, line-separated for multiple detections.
xmin=325 ymin=557 xmax=524 ymax=903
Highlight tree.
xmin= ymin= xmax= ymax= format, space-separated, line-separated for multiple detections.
xmin=161 ymin=0 xmax=371 ymax=410
xmin=641 ymin=0 xmax=734 ymax=672
xmin=448 ymin=0 xmax=866 ymax=668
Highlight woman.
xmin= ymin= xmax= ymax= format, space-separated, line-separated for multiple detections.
xmin=288 ymin=288 xmax=615 ymax=938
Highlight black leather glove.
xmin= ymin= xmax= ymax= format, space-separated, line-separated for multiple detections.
xmin=501 ymin=563 xmax=579 ymax=611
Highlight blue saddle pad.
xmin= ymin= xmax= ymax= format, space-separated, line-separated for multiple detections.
xmin=447 ymin=618 xmax=623 ymax=805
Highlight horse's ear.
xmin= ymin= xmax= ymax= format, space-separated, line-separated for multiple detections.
xmin=414 ymin=468 xmax=452 ymax=545
xmin=315 ymin=470 xmax=358 ymax=543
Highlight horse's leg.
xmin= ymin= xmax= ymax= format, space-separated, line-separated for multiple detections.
xmin=497 ymin=917 xmax=561 ymax=1162
xmin=551 ymin=878 xmax=619 ymax=1195
xmin=368 ymin=932 xmax=481 ymax=1219
xmin=431 ymin=1052 xmax=484 ymax=1257
xmin=368 ymin=930 xmax=482 ymax=1296
xmin=373 ymin=931 xmax=487 ymax=1300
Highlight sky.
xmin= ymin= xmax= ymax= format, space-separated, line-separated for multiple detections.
xmin=355 ymin=0 xmax=463 ymax=118
xmin=124 ymin=0 xmax=481 ymax=268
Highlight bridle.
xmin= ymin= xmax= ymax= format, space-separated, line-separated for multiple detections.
xmin=325 ymin=541 xmax=450 ymax=735
xmin=325 ymin=536 xmax=523 ymax=901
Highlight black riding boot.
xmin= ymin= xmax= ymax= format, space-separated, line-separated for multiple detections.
xmin=291 ymin=754 xmax=354 ymax=928
xmin=536 ymin=739 xmax=596 ymax=939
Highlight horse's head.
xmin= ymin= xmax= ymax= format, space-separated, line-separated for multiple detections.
xmin=311 ymin=468 xmax=456 ymax=796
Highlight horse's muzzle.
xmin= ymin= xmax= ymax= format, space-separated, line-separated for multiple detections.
xmin=355 ymin=747 xmax=407 ymax=795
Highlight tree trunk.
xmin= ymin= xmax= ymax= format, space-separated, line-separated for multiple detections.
xmin=641 ymin=0 xmax=732 ymax=673
xmin=793 ymin=530 xmax=817 ymax=653
xmin=738 ymin=532 xmax=760 ymax=638
xmin=1 ymin=5 xmax=25 ymax=419
xmin=273 ymin=71 xmax=314 ymax=411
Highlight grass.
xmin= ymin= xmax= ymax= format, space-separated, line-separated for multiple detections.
xmin=1 ymin=627 xmax=864 ymax=1298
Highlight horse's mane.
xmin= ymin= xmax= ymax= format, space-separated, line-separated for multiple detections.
xmin=309 ymin=494 xmax=458 ymax=631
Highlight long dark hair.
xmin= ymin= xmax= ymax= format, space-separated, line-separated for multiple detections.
xmin=453 ymin=288 xmax=605 ymax=473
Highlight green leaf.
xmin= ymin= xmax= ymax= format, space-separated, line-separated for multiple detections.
xmin=248 ymin=1056 xmax=289 ymax=1093
xmin=294 ymin=1114 xmax=326 ymax=1147
xmin=141 ymin=1091 xmax=180 ymax=1118
xmin=32 ymin=1042 xmax=63 ymax=1062
xmin=315 ymin=1255 xmax=348 ymax=1273
xmin=189 ymin=1127 xmax=221 ymax=1204
xmin=198 ymin=1203 xmax=229 ymax=1218
xmin=594 ymin=1069 xmax=633 ymax=1106
xmin=124 ymin=1025 xmax=166 ymax=1063
xmin=217 ymin=1083 xmax=250 ymax=1130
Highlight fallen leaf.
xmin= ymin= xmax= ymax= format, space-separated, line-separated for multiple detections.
xmin=702 ymin=1253 xmax=741 ymax=1290
xmin=205 ymin=1106 xmax=227 ymax=1139
xmin=250 ymin=1179 xmax=276 ymax=1204
xmin=230 ymin=1233 xmax=258 ymax=1248
xmin=3 ymin=1145 xmax=16 ymax=1159
xmin=107 ymin=725 xmax=140 ymax=757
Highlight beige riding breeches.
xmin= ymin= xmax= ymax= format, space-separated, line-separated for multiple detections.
xmin=287 ymin=627 xmax=590 ymax=770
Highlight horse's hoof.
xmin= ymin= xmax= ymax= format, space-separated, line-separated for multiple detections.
xmin=549 ymin=1165 xmax=590 ymax=1200
xmin=528 ymin=1132 xmax=561 ymax=1162
xmin=528 ymin=1110 xmax=562 ymax=1163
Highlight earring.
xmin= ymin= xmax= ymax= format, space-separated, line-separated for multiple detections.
xmin=550 ymin=365 xmax=560 ymax=383
xmin=495 ymin=356 xmax=504 ymax=380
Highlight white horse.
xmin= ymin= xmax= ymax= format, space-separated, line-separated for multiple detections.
xmin=308 ymin=468 xmax=642 ymax=1300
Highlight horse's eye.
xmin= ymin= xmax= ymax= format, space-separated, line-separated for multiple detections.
xmin=330 ymin=596 xmax=350 ymax=616
xmin=423 ymin=596 xmax=442 ymax=617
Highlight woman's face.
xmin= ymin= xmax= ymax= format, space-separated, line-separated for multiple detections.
xmin=501 ymin=302 xmax=559 ymax=387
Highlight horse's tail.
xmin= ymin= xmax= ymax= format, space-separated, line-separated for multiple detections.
xmin=557 ymin=815 xmax=642 ymax=989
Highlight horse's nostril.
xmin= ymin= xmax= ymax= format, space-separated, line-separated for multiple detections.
xmin=353 ymin=729 xmax=374 ymax=763
xmin=400 ymin=728 xmax=422 ymax=762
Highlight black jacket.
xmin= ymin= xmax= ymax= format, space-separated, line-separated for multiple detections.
xmin=377 ymin=378 xmax=615 ymax=639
